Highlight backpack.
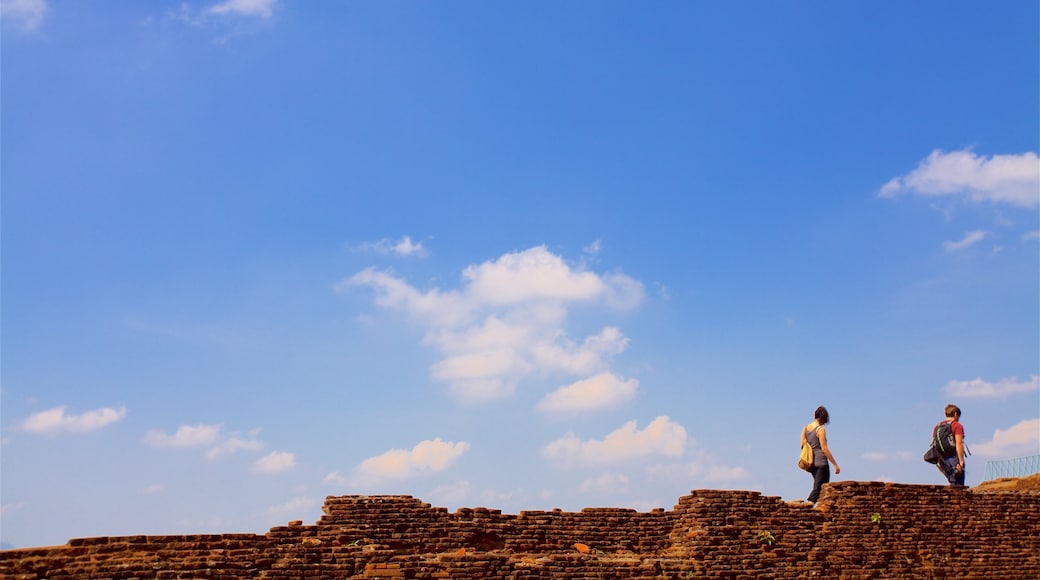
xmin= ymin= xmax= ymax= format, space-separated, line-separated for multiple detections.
xmin=933 ymin=421 xmax=958 ymax=457
xmin=923 ymin=421 xmax=957 ymax=464
xmin=798 ymin=426 xmax=819 ymax=471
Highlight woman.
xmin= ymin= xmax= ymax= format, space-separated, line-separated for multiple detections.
xmin=801 ymin=406 xmax=840 ymax=504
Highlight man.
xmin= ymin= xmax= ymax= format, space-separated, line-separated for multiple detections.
xmin=936 ymin=404 xmax=966 ymax=486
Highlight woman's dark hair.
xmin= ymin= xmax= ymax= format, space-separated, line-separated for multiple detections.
xmin=814 ymin=406 xmax=830 ymax=425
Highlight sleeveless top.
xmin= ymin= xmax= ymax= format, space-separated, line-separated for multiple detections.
xmin=805 ymin=425 xmax=826 ymax=466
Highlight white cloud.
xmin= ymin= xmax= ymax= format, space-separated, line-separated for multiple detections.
xmin=323 ymin=471 xmax=348 ymax=486
xmin=529 ymin=326 xmax=631 ymax=376
xmin=944 ymin=375 xmax=1039 ymax=399
xmin=1023 ymin=230 xmax=1040 ymax=242
xmin=428 ymin=480 xmax=472 ymax=505
xmin=20 ymin=405 xmax=126 ymax=434
xmin=253 ymin=451 xmax=296 ymax=473
xmin=432 ymin=346 xmax=531 ymax=383
xmin=207 ymin=0 xmax=275 ymax=18
xmin=344 ymin=246 xmax=644 ymax=404
xmin=942 ymin=230 xmax=989 ymax=252
xmin=1 ymin=0 xmax=48 ymax=31
xmin=879 ymin=149 xmax=1039 ymax=208
xmin=342 ymin=267 xmax=474 ymax=328
xmin=1 ymin=502 xmax=27 ymax=517
xmin=971 ymin=419 xmax=1040 ymax=458
xmin=145 ymin=424 xmax=221 ymax=448
xmin=206 ymin=434 xmax=265 ymax=459
xmin=358 ymin=236 xmax=428 ymax=257
xmin=141 ymin=484 xmax=165 ymax=495
xmin=543 ymin=416 xmax=687 ymax=464
xmin=577 ymin=472 xmax=630 ymax=495
xmin=698 ymin=465 xmax=751 ymax=482
xmin=646 ymin=452 xmax=750 ymax=485
xmin=266 ymin=496 xmax=317 ymax=515
xmin=536 ymin=372 xmax=639 ymax=413
xmin=146 ymin=424 xmax=269 ymax=463
xmin=861 ymin=451 xmax=914 ymax=462
xmin=351 ymin=438 xmax=469 ymax=486
xmin=462 ymin=246 xmax=609 ymax=305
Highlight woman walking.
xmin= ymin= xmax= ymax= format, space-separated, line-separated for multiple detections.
xmin=801 ymin=406 xmax=840 ymax=504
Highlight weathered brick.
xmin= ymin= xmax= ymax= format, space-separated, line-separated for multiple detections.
xmin=1 ymin=478 xmax=1038 ymax=579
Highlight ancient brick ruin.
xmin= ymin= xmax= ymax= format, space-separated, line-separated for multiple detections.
xmin=2 ymin=479 xmax=1039 ymax=579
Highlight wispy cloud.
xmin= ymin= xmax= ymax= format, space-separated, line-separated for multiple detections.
xmin=645 ymin=448 xmax=750 ymax=485
xmin=427 ymin=480 xmax=472 ymax=505
xmin=266 ymin=496 xmax=316 ymax=515
xmin=879 ymin=149 xmax=1039 ymax=208
xmin=162 ymin=0 xmax=276 ymax=36
xmin=122 ymin=316 xmax=254 ymax=352
xmin=577 ymin=472 xmax=630 ymax=495
xmin=1 ymin=502 xmax=27 ymax=517
xmin=861 ymin=451 xmax=914 ymax=462
xmin=207 ymin=0 xmax=276 ymax=19
xmin=145 ymin=424 xmax=266 ymax=460
xmin=343 ymin=246 xmax=644 ymax=403
xmin=971 ymin=418 xmax=1040 ymax=458
xmin=536 ymin=372 xmax=639 ymax=413
xmin=942 ymin=230 xmax=989 ymax=252
xmin=141 ymin=484 xmax=165 ymax=495
xmin=206 ymin=432 xmax=265 ymax=459
xmin=350 ymin=438 xmax=469 ymax=486
xmin=19 ymin=405 xmax=126 ymax=434
xmin=356 ymin=236 xmax=429 ymax=257
xmin=543 ymin=416 xmax=687 ymax=464
xmin=1 ymin=0 xmax=48 ymax=31
xmin=322 ymin=472 xmax=348 ymax=486
xmin=943 ymin=375 xmax=1039 ymax=399
xmin=145 ymin=424 xmax=221 ymax=448
xmin=253 ymin=450 xmax=296 ymax=473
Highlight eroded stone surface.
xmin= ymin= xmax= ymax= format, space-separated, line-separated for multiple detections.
xmin=2 ymin=480 xmax=1038 ymax=579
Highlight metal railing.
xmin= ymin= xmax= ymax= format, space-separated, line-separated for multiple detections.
xmin=983 ymin=454 xmax=1040 ymax=480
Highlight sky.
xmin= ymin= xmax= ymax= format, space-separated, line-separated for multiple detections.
xmin=2 ymin=0 xmax=1038 ymax=550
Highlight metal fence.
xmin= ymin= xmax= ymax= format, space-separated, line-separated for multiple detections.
xmin=983 ymin=454 xmax=1040 ymax=480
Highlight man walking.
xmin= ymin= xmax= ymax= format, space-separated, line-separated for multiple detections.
xmin=935 ymin=404 xmax=967 ymax=486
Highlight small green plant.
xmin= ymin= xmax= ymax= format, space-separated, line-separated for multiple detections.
xmin=870 ymin=512 xmax=882 ymax=524
xmin=757 ymin=530 xmax=776 ymax=546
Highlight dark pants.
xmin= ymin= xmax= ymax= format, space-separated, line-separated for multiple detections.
xmin=807 ymin=463 xmax=830 ymax=503
xmin=939 ymin=456 xmax=966 ymax=486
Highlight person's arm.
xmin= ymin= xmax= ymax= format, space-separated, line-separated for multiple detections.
xmin=818 ymin=426 xmax=841 ymax=474
xmin=955 ymin=433 xmax=965 ymax=471
xmin=800 ymin=426 xmax=807 ymax=448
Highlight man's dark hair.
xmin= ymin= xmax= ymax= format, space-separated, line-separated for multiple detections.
xmin=815 ymin=406 xmax=830 ymax=425
xmin=945 ymin=404 xmax=961 ymax=419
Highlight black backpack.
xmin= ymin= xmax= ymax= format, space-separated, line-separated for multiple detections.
xmin=933 ymin=421 xmax=958 ymax=457
xmin=923 ymin=420 xmax=970 ymax=464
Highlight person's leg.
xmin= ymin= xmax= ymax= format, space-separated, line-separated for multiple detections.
xmin=807 ymin=464 xmax=830 ymax=503
xmin=952 ymin=462 xmax=966 ymax=486
xmin=940 ymin=457 xmax=965 ymax=485
xmin=806 ymin=465 xmax=820 ymax=502
xmin=937 ymin=459 xmax=953 ymax=482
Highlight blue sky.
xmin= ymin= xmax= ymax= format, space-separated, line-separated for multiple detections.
xmin=2 ymin=0 xmax=1038 ymax=549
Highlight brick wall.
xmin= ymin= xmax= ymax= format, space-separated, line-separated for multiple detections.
xmin=2 ymin=481 xmax=1038 ymax=579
